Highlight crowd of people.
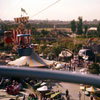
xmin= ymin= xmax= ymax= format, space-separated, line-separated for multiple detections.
xmin=51 ymin=55 xmax=90 ymax=73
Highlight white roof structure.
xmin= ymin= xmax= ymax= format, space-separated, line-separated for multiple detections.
xmin=59 ymin=50 xmax=72 ymax=57
xmin=37 ymin=86 xmax=49 ymax=91
xmin=88 ymin=27 xmax=97 ymax=31
xmin=78 ymin=49 xmax=88 ymax=57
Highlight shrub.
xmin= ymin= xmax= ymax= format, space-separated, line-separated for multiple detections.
xmin=88 ymin=63 xmax=100 ymax=75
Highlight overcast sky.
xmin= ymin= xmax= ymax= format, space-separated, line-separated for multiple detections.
xmin=0 ymin=0 xmax=100 ymax=21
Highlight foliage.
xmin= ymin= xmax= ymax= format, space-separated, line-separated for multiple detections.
xmin=96 ymin=53 xmax=100 ymax=62
xmin=1 ymin=24 xmax=18 ymax=31
xmin=1 ymin=18 xmax=100 ymax=60
xmin=88 ymin=63 xmax=100 ymax=75
xmin=0 ymin=41 xmax=4 ymax=47
xmin=87 ymin=31 xmax=98 ymax=37
xmin=31 ymin=27 xmax=37 ymax=35
xmin=71 ymin=20 xmax=76 ymax=33
xmin=51 ymin=43 xmax=62 ymax=57
xmin=38 ymin=44 xmax=49 ymax=55
xmin=26 ymin=23 xmax=31 ymax=29
xmin=41 ymin=29 xmax=49 ymax=36
xmin=97 ymin=22 xmax=100 ymax=36
xmin=77 ymin=17 xmax=83 ymax=34
xmin=74 ymin=44 xmax=82 ymax=53
xmin=0 ymin=42 xmax=5 ymax=51
xmin=84 ymin=25 xmax=88 ymax=34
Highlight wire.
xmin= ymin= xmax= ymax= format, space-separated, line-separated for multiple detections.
xmin=31 ymin=0 xmax=61 ymax=18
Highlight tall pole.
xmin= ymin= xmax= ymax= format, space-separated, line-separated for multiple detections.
xmin=73 ymin=33 xmax=76 ymax=56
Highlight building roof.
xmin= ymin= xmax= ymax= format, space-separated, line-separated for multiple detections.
xmin=88 ymin=27 xmax=97 ymax=31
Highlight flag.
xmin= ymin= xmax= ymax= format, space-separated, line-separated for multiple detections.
xmin=21 ymin=8 xmax=27 ymax=14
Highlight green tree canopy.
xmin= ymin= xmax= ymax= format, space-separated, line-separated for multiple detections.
xmin=84 ymin=25 xmax=88 ymax=34
xmin=71 ymin=19 xmax=76 ymax=33
xmin=88 ymin=63 xmax=100 ymax=75
xmin=41 ymin=29 xmax=49 ymax=36
xmin=31 ymin=27 xmax=37 ymax=34
xmin=77 ymin=17 xmax=83 ymax=34
xmin=97 ymin=22 xmax=100 ymax=36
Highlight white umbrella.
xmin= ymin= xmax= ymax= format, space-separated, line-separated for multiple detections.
xmin=37 ymin=86 xmax=49 ymax=92
xmin=55 ymin=64 xmax=64 ymax=69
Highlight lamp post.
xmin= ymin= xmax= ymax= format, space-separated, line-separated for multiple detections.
xmin=73 ymin=33 xmax=76 ymax=57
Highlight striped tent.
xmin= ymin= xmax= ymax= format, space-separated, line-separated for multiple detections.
xmin=8 ymin=51 xmax=53 ymax=67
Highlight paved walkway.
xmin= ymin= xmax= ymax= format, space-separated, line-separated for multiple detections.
xmin=52 ymin=82 xmax=90 ymax=100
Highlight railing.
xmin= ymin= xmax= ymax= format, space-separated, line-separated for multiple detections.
xmin=0 ymin=65 xmax=100 ymax=87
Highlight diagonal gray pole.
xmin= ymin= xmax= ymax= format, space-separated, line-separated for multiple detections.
xmin=0 ymin=65 xmax=100 ymax=87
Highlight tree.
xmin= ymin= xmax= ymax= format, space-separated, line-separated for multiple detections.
xmin=84 ymin=25 xmax=88 ymax=34
xmin=32 ymin=27 xmax=37 ymax=35
xmin=88 ymin=63 xmax=100 ymax=75
xmin=84 ymin=25 xmax=88 ymax=37
xmin=51 ymin=43 xmax=62 ymax=57
xmin=26 ymin=23 xmax=31 ymax=29
xmin=97 ymin=22 xmax=100 ymax=36
xmin=41 ymin=29 xmax=49 ymax=36
xmin=77 ymin=17 xmax=83 ymax=34
xmin=71 ymin=20 xmax=76 ymax=33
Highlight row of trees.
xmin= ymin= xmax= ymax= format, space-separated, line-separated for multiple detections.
xmin=71 ymin=17 xmax=83 ymax=35
xmin=70 ymin=17 xmax=100 ymax=36
xmin=1 ymin=18 xmax=100 ymax=37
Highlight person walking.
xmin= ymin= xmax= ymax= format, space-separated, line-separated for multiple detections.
xmin=90 ymin=94 xmax=94 ymax=100
xmin=67 ymin=95 xmax=70 ymax=100
xmin=78 ymin=91 xmax=82 ymax=100
xmin=65 ymin=89 xmax=69 ymax=98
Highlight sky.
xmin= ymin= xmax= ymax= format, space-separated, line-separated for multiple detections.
xmin=0 ymin=0 xmax=100 ymax=21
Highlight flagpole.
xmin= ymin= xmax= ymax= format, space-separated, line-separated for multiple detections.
xmin=21 ymin=8 xmax=22 ymax=17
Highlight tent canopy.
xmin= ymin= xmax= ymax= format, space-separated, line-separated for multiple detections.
xmin=37 ymin=86 xmax=49 ymax=91
xmin=8 ymin=51 xmax=53 ymax=67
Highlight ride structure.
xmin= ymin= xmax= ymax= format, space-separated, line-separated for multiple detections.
xmin=13 ymin=16 xmax=32 ymax=56
xmin=8 ymin=10 xmax=53 ymax=67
